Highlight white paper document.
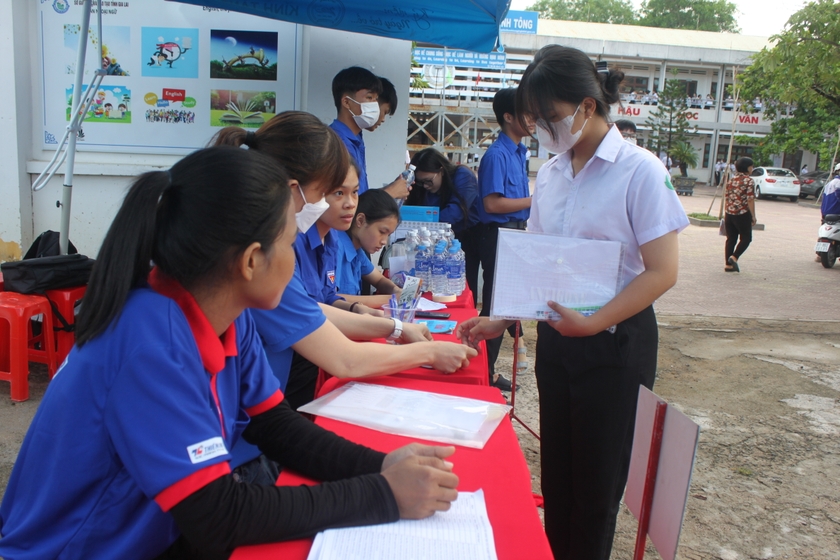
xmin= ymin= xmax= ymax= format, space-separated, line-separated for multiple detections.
xmin=490 ymin=229 xmax=624 ymax=321
xmin=298 ymin=383 xmax=511 ymax=449
xmin=306 ymin=490 xmax=498 ymax=560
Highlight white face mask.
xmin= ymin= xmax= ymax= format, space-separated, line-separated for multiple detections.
xmin=536 ymin=105 xmax=587 ymax=155
xmin=295 ymin=185 xmax=329 ymax=233
xmin=345 ymin=96 xmax=380 ymax=129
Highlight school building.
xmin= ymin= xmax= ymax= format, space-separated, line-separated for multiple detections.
xmin=408 ymin=18 xmax=816 ymax=183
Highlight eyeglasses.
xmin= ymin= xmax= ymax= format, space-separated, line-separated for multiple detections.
xmin=621 ymin=132 xmax=637 ymax=140
xmin=414 ymin=171 xmax=440 ymax=188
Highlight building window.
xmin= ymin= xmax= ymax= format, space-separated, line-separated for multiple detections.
xmin=621 ymin=75 xmax=650 ymax=94
xmin=704 ymin=143 xmax=756 ymax=168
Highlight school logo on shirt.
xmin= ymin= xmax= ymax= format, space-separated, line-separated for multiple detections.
xmin=187 ymin=437 xmax=227 ymax=464
xmin=327 ymin=270 xmax=336 ymax=284
xmin=664 ymin=176 xmax=675 ymax=191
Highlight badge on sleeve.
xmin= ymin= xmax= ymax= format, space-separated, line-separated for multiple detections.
xmin=187 ymin=437 xmax=227 ymax=464
xmin=327 ymin=270 xmax=336 ymax=284
xmin=665 ymin=176 xmax=675 ymax=191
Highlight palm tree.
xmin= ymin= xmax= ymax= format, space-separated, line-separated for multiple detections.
xmin=669 ymin=141 xmax=699 ymax=177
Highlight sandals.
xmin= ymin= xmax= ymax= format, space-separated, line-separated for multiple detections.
xmin=727 ymin=256 xmax=740 ymax=272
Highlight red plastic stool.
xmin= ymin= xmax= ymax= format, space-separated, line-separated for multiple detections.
xmin=45 ymin=285 xmax=87 ymax=367
xmin=0 ymin=293 xmax=57 ymax=402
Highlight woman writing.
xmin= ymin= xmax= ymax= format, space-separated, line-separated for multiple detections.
xmin=406 ymin=147 xmax=481 ymax=297
xmin=0 ymin=148 xmax=459 ymax=559
xmin=457 ymin=46 xmax=688 ymax=560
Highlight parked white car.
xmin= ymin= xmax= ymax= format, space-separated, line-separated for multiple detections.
xmin=750 ymin=167 xmax=801 ymax=202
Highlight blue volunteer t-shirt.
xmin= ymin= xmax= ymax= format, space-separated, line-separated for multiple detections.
xmin=0 ymin=269 xmax=283 ymax=560
xmin=476 ymin=132 xmax=530 ymax=224
xmin=335 ymin=230 xmax=375 ymax=296
xmin=330 ymin=119 xmax=369 ymax=194
xmin=233 ymin=267 xmax=326 ymax=467
xmin=420 ymin=166 xmax=480 ymax=232
xmin=294 ymin=224 xmax=344 ymax=305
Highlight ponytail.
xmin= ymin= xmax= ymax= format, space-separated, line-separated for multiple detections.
xmin=76 ymin=171 xmax=169 ymax=346
xmin=76 ymin=147 xmax=291 ymax=346
xmin=516 ymin=45 xmax=625 ymax=126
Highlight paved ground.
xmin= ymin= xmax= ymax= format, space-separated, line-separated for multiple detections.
xmin=656 ymin=184 xmax=838 ymax=320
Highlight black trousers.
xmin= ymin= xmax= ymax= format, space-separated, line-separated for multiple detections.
xmin=477 ymin=222 xmax=524 ymax=381
xmin=724 ymin=211 xmax=753 ymax=261
xmin=535 ymin=305 xmax=658 ymax=560
xmin=455 ymin=225 xmax=482 ymax=307
xmin=284 ymin=351 xmax=319 ymax=410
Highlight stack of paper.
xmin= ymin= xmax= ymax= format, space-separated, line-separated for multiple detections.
xmin=298 ymin=383 xmax=511 ymax=449
xmin=306 ymin=490 xmax=498 ymax=560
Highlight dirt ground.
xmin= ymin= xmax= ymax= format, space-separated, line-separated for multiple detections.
xmin=2 ymin=315 xmax=839 ymax=560
xmin=500 ymin=317 xmax=840 ymax=560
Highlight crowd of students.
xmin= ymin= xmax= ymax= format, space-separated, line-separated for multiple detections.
xmin=0 ymin=49 xmax=688 ymax=560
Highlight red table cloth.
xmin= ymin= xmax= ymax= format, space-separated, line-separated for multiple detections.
xmin=314 ymin=306 xmax=489 ymax=394
xmin=232 ymin=377 xmax=552 ymax=560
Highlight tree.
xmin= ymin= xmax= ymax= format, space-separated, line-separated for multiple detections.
xmin=637 ymin=0 xmax=739 ymax=33
xmin=739 ymin=0 xmax=840 ymax=166
xmin=645 ymin=72 xmax=697 ymax=159
xmin=669 ymin=141 xmax=699 ymax=177
xmin=527 ymin=0 xmax=637 ymax=25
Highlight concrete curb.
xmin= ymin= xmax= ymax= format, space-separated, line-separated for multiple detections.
xmin=687 ymin=216 xmax=766 ymax=230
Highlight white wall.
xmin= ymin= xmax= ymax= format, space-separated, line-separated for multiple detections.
xmin=0 ymin=0 xmax=34 ymax=261
xmin=303 ymin=26 xmax=411 ymax=188
xmin=0 ymin=0 xmax=411 ymax=261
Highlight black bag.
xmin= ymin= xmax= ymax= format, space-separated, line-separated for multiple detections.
xmin=23 ymin=230 xmax=78 ymax=260
xmin=1 ymin=232 xmax=95 ymax=334
xmin=1 ymin=254 xmax=95 ymax=295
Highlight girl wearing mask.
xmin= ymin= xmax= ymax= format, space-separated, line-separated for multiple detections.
xmin=457 ymin=46 xmax=688 ymax=560
xmin=212 ymin=111 xmax=475 ymax=419
xmin=0 ymin=148 xmax=459 ymax=559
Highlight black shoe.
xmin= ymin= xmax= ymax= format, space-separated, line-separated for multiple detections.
xmin=492 ymin=375 xmax=518 ymax=392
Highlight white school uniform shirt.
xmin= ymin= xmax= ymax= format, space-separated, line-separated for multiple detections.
xmin=527 ymin=125 xmax=689 ymax=290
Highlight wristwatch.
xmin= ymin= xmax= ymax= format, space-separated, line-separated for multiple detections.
xmin=387 ymin=318 xmax=403 ymax=341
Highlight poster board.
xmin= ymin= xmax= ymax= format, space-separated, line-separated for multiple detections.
xmin=38 ymin=1 xmax=301 ymax=154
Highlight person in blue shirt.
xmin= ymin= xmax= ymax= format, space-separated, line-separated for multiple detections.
xmin=408 ymin=147 xmax=481 ymax=298
xmin=337 ymin=187 xmax=402 ymax=303
xmin=213 ymin=112 xmax=477 ymax=414
xmin=821 ymin=163 xmax=840 ymax=218
xmin=476 ymin=88 xmax=534 ymax=390
xmin=0 ymin=147 xmax=461 ymax=560
xmin=329 ymin=66 xmax=410 ymax=199
xmin=368 ymin=76 xmax=398 ymax=133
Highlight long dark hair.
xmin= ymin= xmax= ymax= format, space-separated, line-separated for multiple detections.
xmin=76 ymin=147 xmax=291 ymax=346
xmin=407 ymin=148 xmax=470 ymax=228
xmin=211 ymin=110 xmax=349 ymax=194
xmin=516 ymin=45 xmax=624 ymax=139
xmin=354 ymin=188 xmax=400 ymax=226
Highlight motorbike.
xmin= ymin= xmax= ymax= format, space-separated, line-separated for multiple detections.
xmin=815 ymin=214 xmax=840 ymax=268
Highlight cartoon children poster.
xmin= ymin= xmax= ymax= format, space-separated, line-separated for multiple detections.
xmin=64 ymin=24 xmax=131 ymax=77
xmin=141 ymin=27 xmax=199 ymax=79
xmin=209 ymin=30 xmax=278 ymax=81
xmin=66 ymin=85 xmax=132 ymax=123
xmin=143 ymin=88 xmax=198 ymax=124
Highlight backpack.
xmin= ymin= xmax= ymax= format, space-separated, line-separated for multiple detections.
xmin=1 ymin=231 xmax=95 ymax=333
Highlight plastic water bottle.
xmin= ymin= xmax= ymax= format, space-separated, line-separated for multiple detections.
xmin=415 ymin=244 xmax=431 ymax=290
xmin=419 ymin=228 xmax=432 ymax=251
xmin=456 ymin=242 xmax=466 ymax=294
xmin=431 ymin=244 xmax=448 ymax=294
xmin=405 ymin=230 xmax=418 ymax=276
xmin=397 ymin=165 xmax=416 ymax=208
xmin=446 ymin=244 xmax=461 ymax=295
